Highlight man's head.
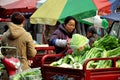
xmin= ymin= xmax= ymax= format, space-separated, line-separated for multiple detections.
xmin=87 ymin=26 xmax=97 ymax=38
xmin=11 ymin=12 xmax=25 ymax=25
xmin=87 ymin=26 xmax=97 ymax=34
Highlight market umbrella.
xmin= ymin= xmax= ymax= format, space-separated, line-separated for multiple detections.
xmin=81 ymin=0 xmax=120 ymax=28
xmin=0 ymin=0 xmax=37 ymax=18
xmin=30 ymin=0 xmax=97 ymax=25
xmin=93 ymin=0 xmax=120 ymax=15
xmin=0 ymin=0 xmax=37 ymax=9
xmin=30 ymin=0 xmax=120 ymax=25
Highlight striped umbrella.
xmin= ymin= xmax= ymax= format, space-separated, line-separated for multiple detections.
xmin=30 ymin=0 xmax=120 ymax=25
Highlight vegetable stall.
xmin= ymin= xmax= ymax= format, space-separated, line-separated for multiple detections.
xmin=41 ymin=34 xmax=120 ymax=80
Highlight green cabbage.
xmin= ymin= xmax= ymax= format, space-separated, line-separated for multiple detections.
xmin=70 ymin=34 xmax=89 ymax=51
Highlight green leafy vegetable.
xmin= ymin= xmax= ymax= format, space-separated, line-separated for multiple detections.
xmin=93 ymin=34 xmax=119 ymax=50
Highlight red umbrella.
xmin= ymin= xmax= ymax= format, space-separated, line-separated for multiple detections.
xmin=0 ymin=0 xmax=37 ymax=18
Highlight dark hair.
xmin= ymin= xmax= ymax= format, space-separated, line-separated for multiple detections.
xmin=11 ymin=12 xmax=25 ymax=25
xmin=64 ymin=16 xmax=77 ymax=25
xmin=87 ymin=26 xmax=97 ymax=34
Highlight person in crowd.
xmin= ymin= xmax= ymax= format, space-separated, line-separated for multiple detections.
xmin=1 ymin=12 xmax=37 ymax=71
xmin=48 ymin=16 xmax=77 ymax=54
xmin=86 ymin=26 xmax=98 ymax=47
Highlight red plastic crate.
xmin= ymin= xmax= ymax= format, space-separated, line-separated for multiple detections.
xmin=31 ymin=53 xmax=64 ymax=68
xmin=41 ymin=56 xmax=120 ymax=80
xmin=83 ymin=57 xmax=120 ymax=80
xmin=30 ymin=46 xmax=65 ymax=68
xmin=30 ymin=46 xmax=56 ymax=68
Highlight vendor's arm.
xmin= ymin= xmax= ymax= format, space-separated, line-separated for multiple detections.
xmin=52 ymin=38 xmax=67 ymax=47
xmin=49 ymin=31 xmax=67 ymax=48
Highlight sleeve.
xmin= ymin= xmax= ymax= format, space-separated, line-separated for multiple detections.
xmin=26 ymin=33 xmax=37 ymax=58
xmin=48 ymin=30 xmax=67 ymax=48
xmin=53 ymin=39 xmax=67 ymax=47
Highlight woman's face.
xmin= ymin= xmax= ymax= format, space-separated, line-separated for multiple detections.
xmin=64 ymin=19 xmax=76 ymax=33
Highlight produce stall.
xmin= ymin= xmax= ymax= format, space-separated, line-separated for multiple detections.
xmin=40 ymin=34 xmax=120 ymax=80
xmin=41 ymin=56 xmax=120 ymax=80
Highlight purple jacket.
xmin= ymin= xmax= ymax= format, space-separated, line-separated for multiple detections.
xmin=49 ymin=24 xmax=77 ymax=54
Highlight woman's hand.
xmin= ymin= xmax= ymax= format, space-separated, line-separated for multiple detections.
xmin=66 ymin=36 xmax=71 ymax=46
xmin=67 ymin=38 xmax=71 ymax=49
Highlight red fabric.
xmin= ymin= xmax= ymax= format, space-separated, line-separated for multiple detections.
xmin=93 ymin=0 xmax=111 ymax=15
xmin=1 ymin=0 xmax=37 ymax=9
xmin=0 ymin=0 xmax=37 ymax=17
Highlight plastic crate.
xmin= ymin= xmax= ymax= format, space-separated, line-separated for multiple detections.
xmin=30 ymin=46 xmax=65 ymax=68
xmin=83 ymin=57 xmax=120 ymax=80
xmin=35 ymin=46 xmax=55 ymax=54
xmin=31 ymin=54 xmax=64 ymax=68
xmin=41 ymin=56 xmax=120 ymax=80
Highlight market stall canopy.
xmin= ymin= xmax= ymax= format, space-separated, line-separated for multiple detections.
xmin=0 ymin=0 xmax=37 ymax=18
xmin=30 ymin=0 xmax=120 ymax=26
xmin=101 ymin=12 xmax=120 ymax=21
xmin=30 ymin=0 xmax=97 ymax=25
xmin=80 ymin=0 xmax=120 ymax=28
xmin=93 ymin=0 xmax=120 ymax=15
